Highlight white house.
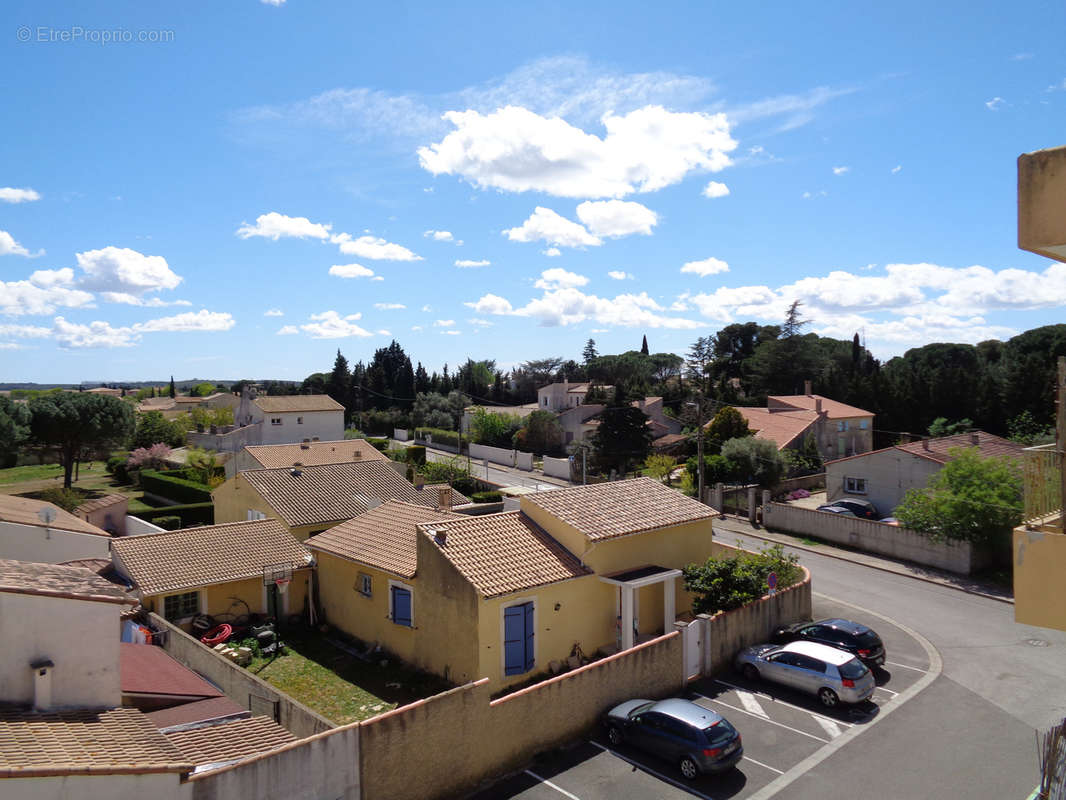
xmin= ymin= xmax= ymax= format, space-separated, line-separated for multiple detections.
xmin=0 ymin=495 xmax=113 ymax=564
xmin=187 ymin=389 xmax=345 ymax=453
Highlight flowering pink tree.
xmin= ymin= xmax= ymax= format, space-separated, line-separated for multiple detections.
xmin=127 ymin=443 xmax=172 ymax=471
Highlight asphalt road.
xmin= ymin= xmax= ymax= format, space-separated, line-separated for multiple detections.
xmin=422 ymin=446 xmax=567 ymax=492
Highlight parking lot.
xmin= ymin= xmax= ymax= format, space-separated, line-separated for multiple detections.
xmin=468 ymin=597 xmax=932 ymax=800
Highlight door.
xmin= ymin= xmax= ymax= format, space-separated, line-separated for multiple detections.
xmin=765 ymin=652 xmax=803 ymax=689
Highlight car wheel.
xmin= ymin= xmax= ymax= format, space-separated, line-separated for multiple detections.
xmin=607 ymin=726 xmax=623 ymax=746
xmin=818 ymin=688 xmax=839 ymax=708
xmin=742 ymin=663 xmax=759 ymax=681
xmin=679 ymin=756 xmax=699 ymax=780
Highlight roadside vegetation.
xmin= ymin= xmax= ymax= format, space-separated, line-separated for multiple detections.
xmin=683 ymin=543 xmax=802 ymax=615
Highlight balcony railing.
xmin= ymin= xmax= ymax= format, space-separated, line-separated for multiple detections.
xmin=1023 ymin=443 xmax=1063 ymax=523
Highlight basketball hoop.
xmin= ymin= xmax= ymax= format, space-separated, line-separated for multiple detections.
xmin=274 ymin=578 xmax=290 ymax=595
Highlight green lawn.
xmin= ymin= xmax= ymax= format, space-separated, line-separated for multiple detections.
xmin=246 ymin=628 xmax=452 ymax=725
xmin=0 ymin=463 xmax=64 ymax=484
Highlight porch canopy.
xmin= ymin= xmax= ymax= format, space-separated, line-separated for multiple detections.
xmin=600 ymin=565 xmax=682 ymax=650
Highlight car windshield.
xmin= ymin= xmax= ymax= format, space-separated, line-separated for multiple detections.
xmin=854 ymin=630 xmax=881 ymax=647
xmin=838 ymin=659 xmax=869 ymax=680
xmin=703 ymin=718 xmax=737 ymax=745
xmin=630 ymin=702 xmax=656 ymax=717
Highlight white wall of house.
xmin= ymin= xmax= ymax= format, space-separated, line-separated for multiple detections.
xmin=3 ymin=773 xmax=189 ymax=800
xmin=0 ymin=593 xmax=121 ymax=709
xmin=0 ymin=521 xmax=111 ymax=563
xmin=253 ymin=410 xmax=343 ymax=446
xmin=826 ymin=448 xmax=941 ymax=515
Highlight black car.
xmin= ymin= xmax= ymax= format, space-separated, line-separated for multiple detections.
xmin=604 ymin=697 xmax=743 ymax=779
xmin=771 ymin=618 xmax=886 ymax=668
xmin=829 ymin=497 xmax=878 ymax=518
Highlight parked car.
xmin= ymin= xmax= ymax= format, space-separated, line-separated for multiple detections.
xmin=603 ymin=697 xmax=743 ymax=779
xmin=879 ymin=516 xmax=900 ymax=526
xmin=771 ymin=617 xmax=886 ymax=668
xmin=734 ymin=640 xmax=876 ymax=708
xmin=829 ymin=497 xmax=878 ymax=518
xmin=816 ymin=504 xmax=856 ymax=516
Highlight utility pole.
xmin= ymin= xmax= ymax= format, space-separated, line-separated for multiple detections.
xmin=686 ymin=397 xmax=705 ymax=504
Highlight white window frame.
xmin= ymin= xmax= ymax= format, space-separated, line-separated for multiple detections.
xmin=388 ymin=579 xmax=414 ymax=627
xmin=246 ymin=508 xmax=266 ymax=521
xmin=499 ymin=595 xmax=538 ymax=678
xmin=844 ymin=476 xmax=867 ymax=494
xmin=271 ymin=417 xmax=282 ymax=426
xmin=163 ymin=589 xmax=203 ymax=622
xmin=357 ymin=573 xmax=372 ymax=597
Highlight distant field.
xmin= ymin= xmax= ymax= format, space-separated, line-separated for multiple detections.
xmin=0 ymin=463 xmax=64 ymax=484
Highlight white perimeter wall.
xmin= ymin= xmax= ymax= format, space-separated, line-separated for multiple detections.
xmin=3 ymin=773 xmax=188 ymax=800
xmin=0 ymin=521 xmax=111 ymax=563
xmin=0 ymin=593 xmax=121 ymax=708
xmin=542 ymin=456 xmax=571 ymax=480
xmin=124 ymin=515 xmax=167 ymax=536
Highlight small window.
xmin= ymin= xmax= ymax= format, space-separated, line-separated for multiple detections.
xmin=357 ymin=573 xmax=372 ymax=597
xmin=297 ymin=416 xmax=304 ymax=424
xmin=794 ymin=654 xmax=827 ymax=673
xmin=271 ymin=417 xmax=282 ymax=426
xmin=844 ymin=477 xmax=867 ymax=494
xmin=390 ymin=584 xmax=412 ymax=627
xmin=837 ymin=420 xmax=847 ymax=432
xmin=246 ymin=509 xmax=266 ymax=521
xmin=164 ymin=591 xmax=199 ymax=621
xmin=859 ymin=419 xmax=868 ymax=430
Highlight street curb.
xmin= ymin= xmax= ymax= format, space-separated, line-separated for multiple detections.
xmin=714 ymin=518 xmax=1014 ymax=606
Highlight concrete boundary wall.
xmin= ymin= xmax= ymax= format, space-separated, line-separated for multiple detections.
xmin=148 ymin=613 xmax=334 ymax=738
xmin=542 ymin=455 xmax=571 ymax=480
xmin=515 ymin=451 xmax=533 ymax=471
xmin=393 ymin=428 xmax=410 ymax=442
xmin=125 ymin=515 xmax=166 ymax=536
xmin=358 ymin=632 xmax=684 ymax=800
xmin=763 ymin=501 xmax=983 ymax=574
xmin=469 ymin=442 xmax=516 ymax=467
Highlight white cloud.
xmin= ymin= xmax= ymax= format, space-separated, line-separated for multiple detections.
xmin=464 ymin=294 xmax=514 ymax=315
xmin=418 ymin=104 xmax=736 ymax=199
xmin=0 ymin=187 xmax=40 ymax=204
xmin=681 ymin=257 xmax=729 ymax=277
xmin=575 ymin=200 xmax=657 ymax=237
xmin=442 ymin=330 xmax=461 ymax=336
xmin=29 ymin=268 xmax=75 ymax=288
xmin=534 ymin=268 xmax=589 ymax=290
xmin=286 ymin=310 xmax=373 ymax=339
xmin=455 ymin=259 xmax=490 ymax=268
xmin=411 ymin=325 xmax=424 ymax=332
xmin=985 ymin=96 xmax=1005 ymax=111
xmin=329 ymin=263 xmax=377 ymax=279
xmin=76 ymin=246 xmax=182 ymax=297
xmin=468 ymin=318 xmax=493 ymax=327
xmin=236 ymin=212 xmax=332 ymax=240
xmin=542 ymin=247 xmax=561 ymax=257
xmin=503 ymin=207 xmax=600 ymax=248
xmin=832 ymin=166 xmax=850 ymax=175
xmin=133 ymin=309 xmax=235 ymax=333
xmin=424 ymin=230 xmax=454 ymax=241
xmin=52 ymin=317 xmax=137 ymax=348
xmin=0 ymin=230 xmax=32 ymax=257
xmin=466 ymin=287 xmax=702 ymax=329
xmin=99 ymin=293 xmax=190 ymax=307
xmin=1011 ymin=53 xmax=1033 ymax=61
xmin=726 ymin=85 xmax=855 ymax=131
xmin=276 ymin=325 xmax=299 ymax=335
xmin=331 ymin=233 xmax=422 ymax=261
xmin=607 ymin=270 xmax=633 ymax=280
xmin=434 ymin=319 xmax=455 ymax=327
xmin=264 ymin=309 xmax=284 ymax=317
xmin=0 ymin=342 xmax=21 ymax=350
xmin=702 ymin=181 xmax=730 ymax=199
xmin=0 ymin=323 xmax=51 ymax=338
xmin=0 ymin=279 xmax=94 ymax=316
xmin=261 ymin=0 xmax=285 ymax=5
xmin=891 ymin=165 xmax=902 ymax=174
xmin=374 ymin=302 xmax=406 ymax=310
xmin=421 ymin=304 xmax=432 ymax=312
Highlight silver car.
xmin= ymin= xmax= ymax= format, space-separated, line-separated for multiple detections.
xmin=733 ymin=640 xmax=876 ymax=707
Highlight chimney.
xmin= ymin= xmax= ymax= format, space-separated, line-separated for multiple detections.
xmin=312 ymin=437 xmax=320 ymax=442
xmin=432 ymin=525 xmax=448 ymax=546
xmin=922 ymin=439 xmax=930 ymax=451
xmin=290 ymin=462 xmax=303 ymax=477
xmin=804 ymin=380 xmax=813 ymax=396
xmin=970 ymin=431 xmax=979 ymax=445
xmin=354 ymin=449 xmax=362 ymax=459
xmin=437 ymin=486 xmax=451 ymax=511
xmin=31 ymin=659 xmax=54 ymax=711
xmin=301 ymin=438 xmax=310 ymax=449
xmin=815 ymin=398 xmax=823 ymax=414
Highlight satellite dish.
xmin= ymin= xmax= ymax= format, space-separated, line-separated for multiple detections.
xmin=38 ymin=507 xmax=57 ymax=525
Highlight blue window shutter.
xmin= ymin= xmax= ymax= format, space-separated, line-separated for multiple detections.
xmin=524 ymin=603 xmax=535 ymax=672
xmin=504 ymin=605 xmax=525 ymax=675
xmin=392 ymin=587 xmax=412 ymax=627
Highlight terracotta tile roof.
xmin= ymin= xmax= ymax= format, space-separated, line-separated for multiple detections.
xmin=418 ymin=511 xmax=590 ymax=597
xmin=524 ymin=477 xmax=717 ymax=541
xmin=163 ymin=716 xmax=295 ymax=768
xmin=120 ymin=644 xmax=224 ymax=700
xmin=111 ymin=518 xmax=311 ymax=596
xmin=254 ymin=394 xmax=344 ymax=413
xmin=145 ymin=697 xmax=249 ymax=731
xmin=828 ymin=431 xmax=1024 ymax=466
xmin=732 ymin=406 xmax=819 ymax=450
xmin=244 ymin=439 xmax=388 ymax=469
xmin=238 ymin=461 xmax=470 ymax=528
xmin=307 ymin=500 xmax=463 ymax=578
xmin=768 ymin=394 xmax=873 ymax=419
xmin=73 ymin=493 xmax=127 ymax=515
xmin=0 ymin=494 xmax=110 ymax=537
xmin=0 ymin=559 xmax=133 ymax=605
xmin=0 ymin=706 xmax=191 ymax=777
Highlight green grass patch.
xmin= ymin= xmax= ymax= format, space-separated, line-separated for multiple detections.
xmin=246 ymin=628 xmax=451 ymax=725
xmin=0 ymin=463 xmax=64 ymax=484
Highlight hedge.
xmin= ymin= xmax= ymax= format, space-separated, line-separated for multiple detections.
xmin=406 ymin=445 xmax=426 ymax=466
xmin=139 ymin=469 xmax=212 ymax=504
xmin=131 ymin=502 xmax=214 ymax=527
xmin=470 ymin=490 xmax=502 ymax=503
xmin=415 ymin=428 xmax=460 ymax=449
xmin=367 ymin=437 xmax=390 ymax=453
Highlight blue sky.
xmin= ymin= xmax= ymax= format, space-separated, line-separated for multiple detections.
xmin=2 ymin=0 xmax=1065 ymax=384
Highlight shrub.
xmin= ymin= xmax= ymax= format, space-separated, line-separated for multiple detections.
xmin=132 ymin=502 xmax=214 ymax=527
xmin=471 ymin=490 xmax=503 ymax=503
xmin=127 ymin=443 xmax=172 ymax=471
xmin=106 ymin=455 xmax=131 ymax=484
xmin=139 ymin=469 xmax=212 ymax=504
xmin=343 ymin=429 xmax=367 ymax=440
xmin=367 ymin=437 xmax=389 ymax=452
xmin=686 ymin=454 xmax=737 ymax=485
xmin=720 ymin=437 xmax=786 ymax=488
xmin=406 ymin=445 xmax=426 ymax=466
xmin=154 ymin=515 xmax=181 ymax=531
xmin=415 ymin=428 xmax=459 ymax=449
xmin=683 ymin=543 xmax=802 ymax=615
xmin=385 ymin=447 xmax=408 ymax=462
xmin=36 ymin=487 xmax=88 ymax=513
xmin=787 ymin=488 xmax=811 ymax=500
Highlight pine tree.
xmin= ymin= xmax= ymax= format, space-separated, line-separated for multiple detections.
xmin=582 ymin=338 xmax=598 ymax=365
xmin=641 ymin=334 xmax=649 ymax=355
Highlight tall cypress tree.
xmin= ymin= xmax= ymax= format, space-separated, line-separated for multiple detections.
xmin=169 ymin=376 xmax=176 ymax=398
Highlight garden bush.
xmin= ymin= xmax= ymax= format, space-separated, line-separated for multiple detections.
xmin=470 ymin=490 xmax=503 ymax=503
xmin=154 ymin=515 xmax=181 ymax=531
xmin=367 ymin=437 xmax=389 ymax=452
xmin=35 ymin=487 xmax=88 ymax=513
xmin=106 ymin=455 xmax=130 ymax=484
xmin=415 ymin=427 xmax=460 ymax=449
xmin=131 ymin=502 xmax=214 ymax=527
xmin=139 ymin=469 xmax=212 ymax=504
xmin=406 ymin=444 xmax=426 ymax=466
xmin=682 ymin=543 xmax=802 ymax=615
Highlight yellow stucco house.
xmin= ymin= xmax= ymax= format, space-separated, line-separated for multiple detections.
xmin=111 ymin=518 xmax=312 ymax=627
xmin=308 ymin=478 xmax=719 ymax=689
xmin=211 ymin=460 xmax=470 ymax=541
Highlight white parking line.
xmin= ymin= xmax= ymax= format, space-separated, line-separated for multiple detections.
xmin=743 ymin=755 xmax=785 ymax=775
xmin=712 ymin=680 xmax=855 ymax=727
xmin=885 ymin=660 xmax=928 ymax=673
xmin=525 ymin=770 xmax=581 ymax=800
xmin=588 ymin=741 xmax=718 ymax=800
xmin=812 ymin=716 xmax=842 ymax=739
xmin=695 ymin=695 xmax=831 ymax=743
xmin=874 ymin=685 xmax=899 ymax=697
xmin=736 ymin=689 xmax=769 ymax=718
